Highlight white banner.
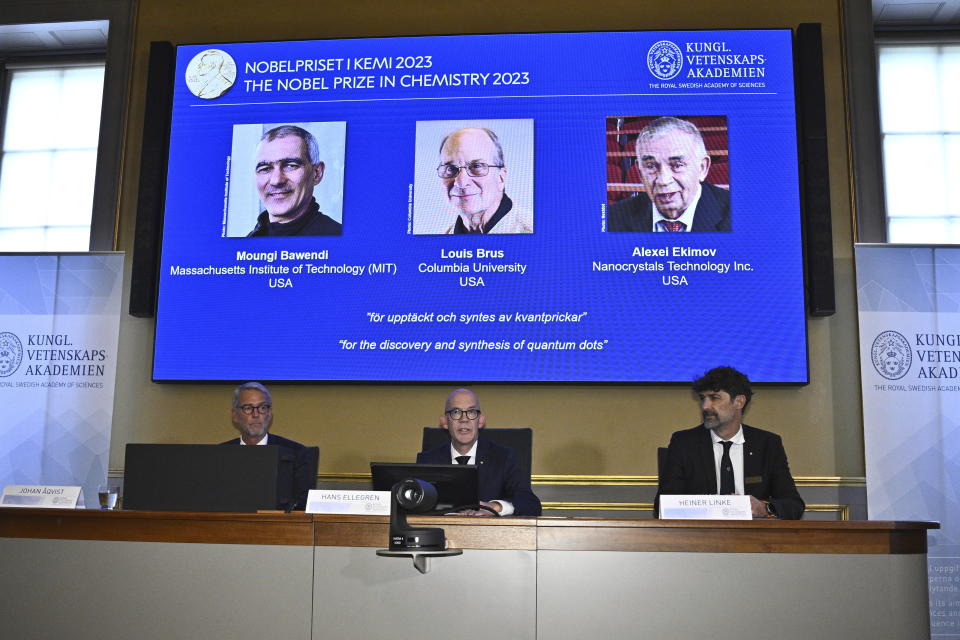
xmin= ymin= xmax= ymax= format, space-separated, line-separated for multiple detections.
xmin=0 ymin=254 xmax=123 ymax=508
xmin=856 ymin=245 xmax=960 ymax=638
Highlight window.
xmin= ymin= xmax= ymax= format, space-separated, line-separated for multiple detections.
xmin=878 ymin=43 xmax=960 ymax=243
xmin=0 ymin=62 xmax=105 ymax=251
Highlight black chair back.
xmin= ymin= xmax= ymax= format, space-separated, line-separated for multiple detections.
xmin=657 ymin=446 xmax=669 ymax=487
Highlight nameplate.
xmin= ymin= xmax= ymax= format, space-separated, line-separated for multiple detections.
xmin=1 ymin=485 xmax=84 ymax=509
xmin=306 ymin=490 xmax=391 ymax=515
xmin=659 ymin=494 xmax=751 ymax=520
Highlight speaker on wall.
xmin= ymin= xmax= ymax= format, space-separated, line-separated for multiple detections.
xmin=129 ymin=41 xmax=175 ymax=318
xmin=795 ymin=23 xmax=836 ymax=317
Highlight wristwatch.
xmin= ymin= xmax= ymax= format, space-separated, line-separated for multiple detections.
xmin=764 ymin=501 xmax=777 ymax=517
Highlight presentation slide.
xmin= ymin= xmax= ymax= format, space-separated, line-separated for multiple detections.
xmin=153 ymin=29 xmax=808 ymax=383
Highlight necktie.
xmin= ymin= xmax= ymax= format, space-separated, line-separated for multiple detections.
xmin=661 ymin=220 xmax=686 ymax=232
xmin=455 ymin=455 xmax=471 ymax=465
xmin=719 ymin=441 xmax=735 ymax=495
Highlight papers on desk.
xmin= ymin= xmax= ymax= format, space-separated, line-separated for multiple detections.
xmin=659 ymin=494 xmax=751 ymax=520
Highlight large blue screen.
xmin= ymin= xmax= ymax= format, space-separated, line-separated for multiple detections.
xmin=153 ymin=29 xmax=808 ymax=382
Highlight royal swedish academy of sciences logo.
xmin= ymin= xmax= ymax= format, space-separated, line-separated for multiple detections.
xmin=647 ymin=40 xmax=683 ymax=81
xmin=871 ymin=330 xmax=912 ymax=380
xmin=0 ymin=332 xmax=23 ymax=377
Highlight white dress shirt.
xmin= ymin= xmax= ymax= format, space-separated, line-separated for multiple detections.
xmin=448 ymin=441 xmax=478 ymax=463
xmin=710 ymin=425 xmax=745 ymax=495
xmin=652 ymin=183 xmax=702 ymax=232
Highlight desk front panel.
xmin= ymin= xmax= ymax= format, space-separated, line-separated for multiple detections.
xmin=537 ymin=549 xmax=930 ymax=640
xmin=0 ymin=537 xmax=314 ymax=640
xmin=313 ymin=546 xmax=536 ymax=640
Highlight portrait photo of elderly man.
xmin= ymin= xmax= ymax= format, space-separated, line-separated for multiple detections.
xmin=413 ymin=119 xmax=534 ymax=235
xmin=606 ymin=115 xmax=730 ymax=233
xmin=225 ymin=121 xmax=346 ymax=237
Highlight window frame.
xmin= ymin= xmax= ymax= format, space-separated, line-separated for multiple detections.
xmin=0 ymin=0 xmax=135 ymax=252
xmin=0 ymin=54 xmax=107 ymax=252
xmin=869 ymin=30 xmax=960 ymax=244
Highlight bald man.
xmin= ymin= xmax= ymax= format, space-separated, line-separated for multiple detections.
xmin=416 ymin=388 xmax=541 ymax=516
xmin=436 ymin=127 xmax=533 ymax=234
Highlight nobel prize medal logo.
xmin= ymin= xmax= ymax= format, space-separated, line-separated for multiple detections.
xmin=871 ymin=330 xmax=912 ymax=380
xmin=0 ymin=332 xmax=23 ymax=377
xmin=647 ymin=40 xmax=683 ymax=80
xmin=185 ymin=49 xmax=237 ymax=100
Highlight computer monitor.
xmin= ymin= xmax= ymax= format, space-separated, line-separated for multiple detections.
xmin=370 ymin=462 xmax=479 ymax=512
xmin=124 ymin=444 xmax=281 ymax=512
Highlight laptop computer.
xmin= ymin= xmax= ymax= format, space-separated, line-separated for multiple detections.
xmin=123 ymin=443 xmax=281 ymax=512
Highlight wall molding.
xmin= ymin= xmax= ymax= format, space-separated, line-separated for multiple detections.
xmin=112 ymin=469 xmax=867 ymax=488
xmin=307 ymin=472 xmax=866 ymax=488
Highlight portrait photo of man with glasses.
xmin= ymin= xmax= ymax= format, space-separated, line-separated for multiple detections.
xmin=412 ymin=119 xmax=534 ymax=235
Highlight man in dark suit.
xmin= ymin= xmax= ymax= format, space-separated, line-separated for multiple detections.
xmin=608 ymin=116 xmax=730 ymax=233
xmin=221 ymin=381 xmax=316 ymax=510
xmin=656 ymin=367 xmax=804 ymax=519
xmin=416 ymin=388 xmax=541 ymax=516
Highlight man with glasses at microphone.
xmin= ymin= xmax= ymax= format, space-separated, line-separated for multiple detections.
xmin=436 ymin=127 xmax=533 ymax=234
xmin=417 ymin=388 xmax=541 ymax=516
xmin=222 ymin=381 xmax=316 ymax=509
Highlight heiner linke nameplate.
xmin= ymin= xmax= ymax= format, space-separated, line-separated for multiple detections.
xmin=1 ymin=485 xmax=84 ymax=509
xmin=306 ymin=489 xmax=391 ymax=515
xmin=659 ymin=494 xmax=751 ymax=520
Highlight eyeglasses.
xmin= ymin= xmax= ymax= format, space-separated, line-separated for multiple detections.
xmin=237 ymin=403 xmax=272 ymax=415
xmin=446 ymin=408 xmax=481 ymax=420
xmin=437 ymin=161 xmax=504 ymax=179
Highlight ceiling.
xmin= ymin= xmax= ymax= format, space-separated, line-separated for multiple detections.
xmin=0 ymin=20 xmax=108 ymax=56
xmin=0 ymin=7 xmax=953 ymax=57
xmin=874 ymin=0 xmax=960 ymax=26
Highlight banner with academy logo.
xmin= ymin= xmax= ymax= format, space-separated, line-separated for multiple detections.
xmin=644 ymin=36 xmax=768 ymax=88
xmin=856 ymin=245 xmax=960 ymax=637
xmin=0 ymin=254 xmax=123 ymax=508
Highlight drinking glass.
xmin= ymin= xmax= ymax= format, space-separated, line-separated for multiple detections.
xmin=98 ymin=484 xmax=119 ymax=510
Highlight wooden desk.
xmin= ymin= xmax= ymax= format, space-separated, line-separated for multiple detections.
xmin=0 ymin=509 xmax=936 ymax=640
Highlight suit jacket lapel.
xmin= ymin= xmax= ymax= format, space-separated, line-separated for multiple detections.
xmin=742 ymin=425 xmax=762 ymax=485
xmin=697 ymin=426 xmax=717 ymax=493
xmin=641 ymin=195 xmax=654 ymax=232
xmin=475 ymin=438 xmax=490 ymax=466
xmin=691 ymin=183 xmax=722 ymax=232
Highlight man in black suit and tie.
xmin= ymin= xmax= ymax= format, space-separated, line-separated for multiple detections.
xmin=656 ymin=367 xmax=804 ymax=519
xmin=416 ymin=388 xmax=541 ymax=516
xmin=222 ymin=381 xmax=316 ymax=510
xmin=607 ymin=116 xmax=730 ymax=233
